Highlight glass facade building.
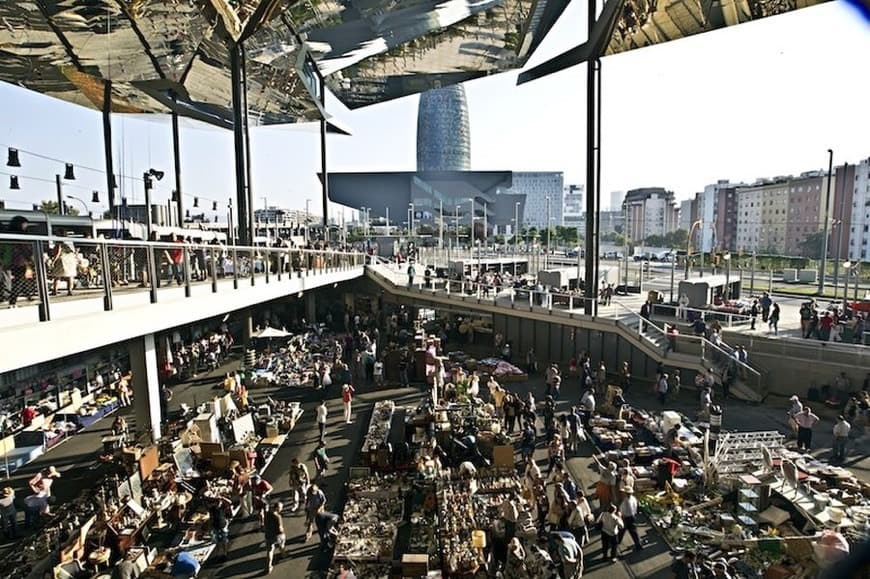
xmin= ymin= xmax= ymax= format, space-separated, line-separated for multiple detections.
xmin=416 ymin=85 xmax=471 ymax=172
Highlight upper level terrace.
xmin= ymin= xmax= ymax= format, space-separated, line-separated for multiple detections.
xmin=0 ymin=233 xmax=366 ymax=373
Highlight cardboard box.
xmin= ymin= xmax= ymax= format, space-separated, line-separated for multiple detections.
xmin=402 ymin=554 xmax=428 ymax=576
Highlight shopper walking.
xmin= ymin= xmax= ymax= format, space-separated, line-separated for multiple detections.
xmin=618 ymin=489 xmax=643 ymax=552
xmin=341 ymin=384 xmax=355 ymax=424
xmin=768 ymin=302 xmax=780 ymax=335
xmin=832 ymin=415 xmax=851 ymax=462
xmin=287 ymin=458 xmax=310 ymax=512
xmin=209 ymin=496 xmax=231 ymax=561
xmin=0 ymin=487 xmax=17 ymax=539
xmin=316 ymin=399 xmax=328 ymax=442
xmin=160 ymin=384 xmax=173 ymax=423
xmin=787 ymin=395 xmax=803 ymax=439
xmin=29 ymin=466 xmax=61 ymax=496
xmin=263 ymin=502 xmax=286 ymax=574
xmin=794 ymin=406 xmax=820 ymax=451
xmin=596 ymin=504 xmax=624 ymax=562
xmin=313 ymin=441 xmax=331 ymax=480
xmin=250 ymin=474 xmax=274 ymax=526
xmin=656 ymin=373 xmax=669 ymax=406
xmin=304 ymin=484 xmax=327 ymax=540
xmin=549 ymin=530 xmax=583 ymax=578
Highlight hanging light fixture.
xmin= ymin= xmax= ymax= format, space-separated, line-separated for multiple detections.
xmin=92 ymin=191 xmax=100 ymax=203
xmin=121 ymin=197 xmax=128 ymax=207
xmin=212 ymin=201 xmax=218 ymax=211
xmin=64 ymin=163 xmax=76 ymax=180
xmin=7 ymin=147 xmax=21 ymax=167
xmin=185 ymin=209 xmax=190 ymax=219
xmin=193 ymin=197 xmax=199 ymax=208
xmin=171 ymin=190 xmax=179 ymax=202
xmin=10 ymin=175 xmax=20 ymax=189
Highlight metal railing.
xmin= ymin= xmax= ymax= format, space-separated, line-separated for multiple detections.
xmin=0 ymin=233 xmax=366 ymax=323
xmin=367 ymin=262 xmax=769 ymax=396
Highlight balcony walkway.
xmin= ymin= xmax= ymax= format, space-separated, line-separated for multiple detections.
xmin=0 ymin=237 xmax=365 ymax=372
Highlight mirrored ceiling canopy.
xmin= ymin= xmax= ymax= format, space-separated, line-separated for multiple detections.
xmin=0 ymin=0 xmax=571 ymax=127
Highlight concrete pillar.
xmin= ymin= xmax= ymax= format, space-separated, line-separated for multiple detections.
xmin=306 ymin=293 xmax=316 ymax=323
xmin=243 ymin=310 xmax=254 ymax=348
xmin=128 ymin=333 xmax=162 ymax=442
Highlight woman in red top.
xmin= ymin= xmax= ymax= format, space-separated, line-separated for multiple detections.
xmin=342 ymin=384 xmax=355 ymax=424
xmin=164 ymin=234 xmax=185 ymax=285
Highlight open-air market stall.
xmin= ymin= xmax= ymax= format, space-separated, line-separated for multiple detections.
xmin=329 ymin=395 xmax=533 ymax=579
xmin=580 ymin=392 xmax=870 ymax=578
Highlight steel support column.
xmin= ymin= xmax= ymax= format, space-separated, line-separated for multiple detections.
xmin=102 ymin=81 xmax=116 ymax=211
xmin=319 ymin=75 xmax=329 ymax=241
xmin=231 ymin=43 xmax=252 ymax=246
xmin=583 ymin=47 xmax=601 ymax=314
xmin=241 ymin=47 xmax=255 ymax=246
xmin=171 ymin=93 xmax=184 ymax=227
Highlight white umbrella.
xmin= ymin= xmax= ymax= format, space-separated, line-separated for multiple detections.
xmin=253 ymin=326 xmax=291 ymax=339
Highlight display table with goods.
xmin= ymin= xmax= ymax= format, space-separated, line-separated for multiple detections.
xmin=583 ymin=397 xmax=870 ymax=578
xmin=250 ymin=331 xmax=344 ymax=388
xmin=329 ymin=394 xmax=532 ymax=578
xmin=333 ymin=474 xmax=404 ymax=563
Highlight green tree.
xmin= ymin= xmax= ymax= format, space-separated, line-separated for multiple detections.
xmin=799 ymin=231 xmax=826 ymax=258
xmin=665 ymin=228 xmax=689 ymax=249
xmin=39 ymin=200 xmax=79 ymax=216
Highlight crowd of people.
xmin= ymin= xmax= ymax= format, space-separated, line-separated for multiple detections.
xmin=798 ymin=298 xmax=866 ymax=344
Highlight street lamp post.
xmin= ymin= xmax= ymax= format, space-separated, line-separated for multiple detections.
xmin=819 ymin=148 xmax=834 ymax=294
xmin=545 ymin=195 xmax=551 ymax=270
xmin=439 ymin=199 xmax=444 ymax=250
xmin=305 ymin=198 xmax=311 ymax=244
xmin=514 ymin=201 xmax=520 ymax=276
xmin=65 ymin=195 xmax=88 ymax=216
xmin=385 ymin=206 xmax=390 ymax=236
xmin=843 ymin=261 xmax=851 ymax=304
xmin=686 ymin=219 xmax=702 ymax=280
xmin=469 ymin=199 xmax=475 ymax=272
xmin=723 ymin=252 xmax=732 ymax=299
xmin=143 ymin=168 xmax=164 ymax=240
xmin=482 ymin=201 xmax=488 ymax=257
xmin=409 ymin=202 xmax=415 ymax=238
xmin=750 ymin=251 xmax=756 ymax=296
xmin=455 ymin=205 xmax=460 ymax=250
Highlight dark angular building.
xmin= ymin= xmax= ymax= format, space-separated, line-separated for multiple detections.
xmin=416 ymin=85 xmax=471 ymax=172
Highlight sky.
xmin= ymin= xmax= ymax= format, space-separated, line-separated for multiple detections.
xmin=0 ymin=1 xmax=868 ymax=220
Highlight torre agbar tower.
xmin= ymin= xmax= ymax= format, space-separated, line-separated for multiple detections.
xmin=416 ymin=85 xmax=471 ymax=172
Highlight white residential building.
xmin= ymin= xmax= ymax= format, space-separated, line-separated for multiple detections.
xmin=563 ymin=184 xmax=584 ymax=227
xmin=622 ymin=187 xmax=678 ymax=241
xmin=735 ymin=179 xmax=790 ymax=254
xmin=610 ymin=191 xmax=624 ymax=212
xmin=500 ymin=172 xmax=564 ymax=228
xmin=848 ymin=157 xmax=870 ymax=261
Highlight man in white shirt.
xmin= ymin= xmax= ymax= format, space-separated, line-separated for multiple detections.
xmin=373 ymin=360 xmax=384 ymax=386
xmin=794 ymin=406 xmax=820 ymax=451
xmin=499 ymin=498 xmax=519 ymax=542
xmin=617 ymin=489 xmax=642 ymax=552
xmin=316 ymin=400 xmax=328 ymax=443
xmin=832 ymin=415 xmax=851 ymax=462
xmin=596 ymin=504 xmax=624 ymax=561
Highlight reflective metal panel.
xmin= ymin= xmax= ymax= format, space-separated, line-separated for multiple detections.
xmin=293 ymin=0 xmax=571 ymax=109
xmin=0 ymin=0 xmax=570 ymax=125
xmin=604 ymin=0 xmax=830 ymax=55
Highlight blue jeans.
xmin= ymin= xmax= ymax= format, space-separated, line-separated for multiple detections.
xmin=833 ymin=436 xmax=848 ymax=461
xmin=169 ymin=262 xmax=184 ymax=283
